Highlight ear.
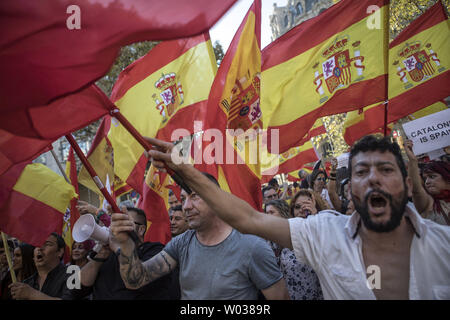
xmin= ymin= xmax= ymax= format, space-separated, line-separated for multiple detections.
xmin=138 ymin=225 xmax=146 ymax=238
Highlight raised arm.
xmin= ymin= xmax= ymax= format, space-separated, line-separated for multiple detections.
xmin=110 ymin=213 xmax=177 ymax=289
xmin=145 ymin=137 xmax=293 ymax=250
xmin=327 ymin=158 xmax=342 ymax=211
xmin=403 ymin=140 xmax=433 ymax=215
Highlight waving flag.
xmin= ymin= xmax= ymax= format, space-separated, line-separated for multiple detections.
xmin=204 ymin=0 xmax=263 ymax=210
xmin=0 ymin=162 xmax=77 ymax=247
xmin=108 ymin=33 xmax=217 ymax=195
xmin=261 ymin=0 xmax=389 ymax=153
xmin=62 ymin=147 xmax=80 ymax=263
xmin=342 ymin=1 xmax=450 ymax=145
xmin=0 ymin=0 xmax=236 ymax=112
xmin=138 ymin=165 xmax=171 ymax=245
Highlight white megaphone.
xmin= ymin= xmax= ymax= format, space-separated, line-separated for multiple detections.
xmin=72 ymin=214 xmax=110 ymax=244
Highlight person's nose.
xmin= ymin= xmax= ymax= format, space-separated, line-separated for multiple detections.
xmin=183 ymin=197 xmax=193 ymax=212
xmin=367 ymin=167 xmax=381 ymax=187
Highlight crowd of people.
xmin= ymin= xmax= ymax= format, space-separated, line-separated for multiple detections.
xmin=0 ymin=135 xmax=449 ymax=300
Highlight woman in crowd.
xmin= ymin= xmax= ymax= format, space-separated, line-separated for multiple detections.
xmin=70 ymin=240 xmax=95 ymax=268
xmin=404 ymin=140 xmax=450 ymax=225
xmin=327 ymin=158 xmax=354 ymax=215
xmin=1 ymin=243 xmax=36 ymax=299
xmin=264 ymin=198 xmax=323 ymax=300
xmin=291 ymin=189 xmax=330 ymax=218
xmin=310 ymin=169 xmax=334 ymax=209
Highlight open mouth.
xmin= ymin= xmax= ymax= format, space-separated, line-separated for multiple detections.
xmin=367 ymin=192 xmax=389 ymax=215
xmin=36 ymin=253 xmax=43 ymax=262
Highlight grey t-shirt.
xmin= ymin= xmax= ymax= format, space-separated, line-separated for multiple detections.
xmin=164 ymin=229 xmax=282 ymax=300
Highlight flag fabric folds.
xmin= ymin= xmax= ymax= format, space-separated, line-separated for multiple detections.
xmin=0 ymin=85 xmax=114 ymax=140
xmin=0 ymin=162 xmax=77 ymax=247
xmin=138 ymin=165 xmax=171 ymax=245
xmin=62 ymin=147 xmax=81 ymax=263
xmin=204 ymin=0 xmax=263 ymax=211
xmin=108 ymin=33 xmax=217 ymax=195
xmin=0 ymin=129 xmax=52 ymax=177
xmin=0 ymin=0 xmax=236 ymax=111
xmin=261 ymin=0 xmax=389 ymax=153
xmin=343 ymin=1 xmax=450 ymax=145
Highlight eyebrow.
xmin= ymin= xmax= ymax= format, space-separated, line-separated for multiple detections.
xmin=353 ymin=160 xmax=395 ymax=167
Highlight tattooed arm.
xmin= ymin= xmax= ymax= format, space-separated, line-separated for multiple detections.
xmin=118 ymin=249 xmax=177 ymax=290
xmin=110 ymin=212 xmax=178 ymax=290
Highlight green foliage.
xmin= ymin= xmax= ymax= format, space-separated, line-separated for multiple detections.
xmin=213 ymin=40 xmax=225 ymax=66
xmin=390 ymin=0 xmax=450 ymax=40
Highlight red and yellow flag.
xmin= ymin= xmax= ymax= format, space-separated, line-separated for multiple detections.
xmin=0 ymin=162 xmax=77 ymax=247
xmin=108 ymin=34 xmax=217 ymax=196
xmin=1 ymin=0 xmax=236 ymax=112
xmin=343 ymin=1 xmax=450 ymax=145
xmin=137 ymin=165 xmax=171 ymax=245
xmin=261 ymin=0 xmax=389 ymax=153
xmin=204 ymin=0 xmax=263 ymax=210
xmin=62 ymin=147 xmax=81 ymax=263
xmin=261 ymin=140 xmax=319 ymax=184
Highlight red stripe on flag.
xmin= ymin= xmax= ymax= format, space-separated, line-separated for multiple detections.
xmin=268 ymin=74 xmax=387 ymax=153
xmin=389 ymin=1 xmax=448 ymax=48
xmin=262 ymin=0 xmax=388 ymax=70
xmin=110 ymin=33 xmax=211 ymax=103
xmin=0 ymin=190 xmax=63 ymax=247
xmin=138 ymin=182 xmax=171 ymax=245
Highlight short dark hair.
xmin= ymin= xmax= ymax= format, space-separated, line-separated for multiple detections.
xmin=262 ymin=185 xmax=276 ymax=197
xmin=50 ymin=233 xmax=65 ymax=261
xmin=310 ymin=169 xmax=328 ymax=190
xmin=172 ymin=205 xmax=183 ymax=212
xmin=268 ymin=178 xmax=279 ymax=187
xmin=0 ymin=239 xmax=14 ymax=251
xmin=127 ymin=207 xmax=147 ymax=226
xmin=349 ymin=135 xmax=407 ymax=179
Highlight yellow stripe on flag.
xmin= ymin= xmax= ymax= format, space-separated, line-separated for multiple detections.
xmin=261 ymin=5 xmax=388 ymax=127
xmin=110 ymin=39 xmax=217 ymax=185
xmin=13 ymin=163 xmax=77 ymax=214
xmin=388 ymin=20 xmax=450 ymax=99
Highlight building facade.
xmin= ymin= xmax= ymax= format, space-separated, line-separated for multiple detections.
xmin=270 ymin=0 xmax=336 ymax=41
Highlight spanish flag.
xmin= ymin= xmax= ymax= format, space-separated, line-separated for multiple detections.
xmin=261 ymin=140 xmax=319 ymax=184
xmin=343 ymin=1 xmax=450 ymax=145
xmin=0 ymin=129 xmax=51 ymax=176
xmin=386 ymin=1 xmax=449 ymax=122
xmin=0 ymin=162 xmax=77 ymax=247
xmin=78 ymin=116 xmax=115 ymax=196
xmin=204 ymin=0 xmax=263 ymax=210
xmin=261 ymin=0 xmax=389 ymax=153
xmin=138 ymin=164 xmax=171 ymax=245
xmin=62 ymin=147 xmax=80 ymax=263
xmin=0 ymin=0 xmax=236 ymax=112
xmin=108 ymin=33 xmax=217 ymax=195
xmin=0 ymin=85 xmax=114 ymax=140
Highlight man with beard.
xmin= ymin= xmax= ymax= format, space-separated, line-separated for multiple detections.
xmin=111 ymin=173 xmax=289 ymax=300
xmin=9 ymin=233 xmax=69 ymax=300
xmin=135 ymin=134 xmax=450 ymax=300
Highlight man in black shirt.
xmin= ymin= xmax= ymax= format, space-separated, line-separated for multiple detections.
xmin=75 ymin=206 xmax=173 ymax=300
xmin=9 ymin=233 xmax=69 ymax=300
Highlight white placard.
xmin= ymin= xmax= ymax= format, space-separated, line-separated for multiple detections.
xmin=427 ymin=148 xmax=446 ymax=160
xmin=402 ymin=108 xmax=450 ymax=155
xmin=337 ymin=153 xmax=350 ymax=169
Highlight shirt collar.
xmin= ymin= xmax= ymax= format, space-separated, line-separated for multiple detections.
xmin=344 ymin=202 xmax=425 ymax=239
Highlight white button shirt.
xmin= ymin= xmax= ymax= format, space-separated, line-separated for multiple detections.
xmin=289 ymin=202 xmax=450 ymax=299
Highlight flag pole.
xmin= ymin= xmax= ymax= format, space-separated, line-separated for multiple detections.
xmin=65 ymin=134 xmax=139 ymax=243
xmin=109 ymin=108 xmax=192 ymax=194
xmin=50 ymin=149 xmax=70 ymax=184
xmin=384 ymin=101 xmax=388 ymax=136
xmin=1 ymin=232 xmax=17 ymax=283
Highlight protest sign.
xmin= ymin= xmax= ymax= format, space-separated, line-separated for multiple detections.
xmin=402 ymin=108 xmax=450 ymax=155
